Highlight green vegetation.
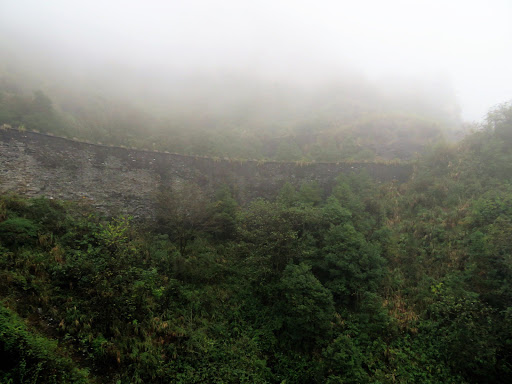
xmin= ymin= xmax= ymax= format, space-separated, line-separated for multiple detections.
xmin=1 ymin=101 xmax=512 ymax=382
xmin=0 ymin=90 xmax=68 ymax=136
xmin=0 ymin=304 xmax=89 ymax=383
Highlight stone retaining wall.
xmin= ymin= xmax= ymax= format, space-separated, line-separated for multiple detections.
xmin=0 ymin=129 xmax=413 ymax=218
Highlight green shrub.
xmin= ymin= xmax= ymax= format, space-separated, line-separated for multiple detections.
xmin=0 ymin=217 xmax=40 ymax=246
xmin=0 ymin=303 xmax=89 ymax=383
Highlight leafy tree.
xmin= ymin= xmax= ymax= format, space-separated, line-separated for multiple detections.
xmin=323 ymin=335 xmax=369 ymax=384
xmin=319 ymin=224 xmax=385 ymax=306
xmin=207 ymin=185 xmax=239 ymax=240
xmin=277 ymin=263 xmax=335 ymax=350
xmin=422 ymin=284 xmax=503 ymax=383
xmin=0 ymin=217 xmax=39 ymax=246
xmin=237 ymin=199 xmax=300 ymax=277
xmin=486 ymin=101 xmax=512 ymax=143
xmin=277 ymin=181 xmax=298 ymax=208
xmin=156 ymin=181 xmax=211 ymax=254
xmin=321 ymin=196 xmax=352 ymax=226
xmin=298 ymin=181 xmax=323 ymax=206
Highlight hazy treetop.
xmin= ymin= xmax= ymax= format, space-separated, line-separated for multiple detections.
xmin=1 ymin=0 xmax=511 ymax=121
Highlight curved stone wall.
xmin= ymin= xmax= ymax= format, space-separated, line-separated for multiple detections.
xmin=0 ymin=129 xmax=413 ymax=218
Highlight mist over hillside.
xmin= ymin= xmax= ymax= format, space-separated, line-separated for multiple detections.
xmin=2 ymin=0 xmax=511 ymax=121
xmin=4 ymin=1 xmax=510 ymax=161
xmin=1 ymin=37 xmax=462 ymax=161
xmin=3 ymin=0 xmax=509 ymax=161
xmin=2 ymin=2 xmax=512 ymax=383
xmin=1 ymin=100 xmax=512 ymax=383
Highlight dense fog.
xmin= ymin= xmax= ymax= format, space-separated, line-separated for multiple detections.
xmin=3 ymin=3 xmax=512 ymax=383
xmin=0 ymin=1 xmax=511 ymax=159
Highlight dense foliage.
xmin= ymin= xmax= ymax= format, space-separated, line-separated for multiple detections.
xmin=1 ymin=102 xmax=511 ymax=383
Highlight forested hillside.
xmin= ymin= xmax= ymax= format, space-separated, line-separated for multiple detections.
xmin=1 ymin=102 xmax=511 ymax=383
xmin=0 ymin=66 xmax=460 ymax=162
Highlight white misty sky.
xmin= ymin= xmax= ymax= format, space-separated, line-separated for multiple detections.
xmin=1 ymin=0 xmax=511 ymax=121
